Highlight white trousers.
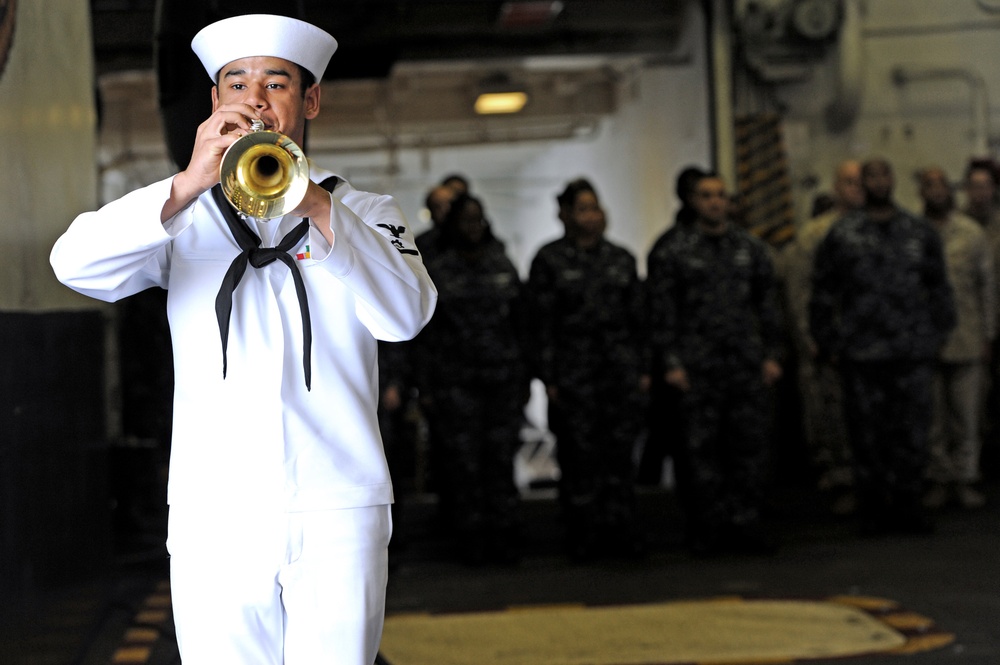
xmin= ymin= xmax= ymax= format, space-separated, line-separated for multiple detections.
xmin=167 ymin=504 xmax=391 ymax=665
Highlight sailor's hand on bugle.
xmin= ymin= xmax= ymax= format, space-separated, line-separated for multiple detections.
xmin=161 ymin=103 xmax=260 ymax=222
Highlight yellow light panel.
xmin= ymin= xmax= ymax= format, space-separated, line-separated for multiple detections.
xmin=474 ymin=91 xmax=528 ymax=114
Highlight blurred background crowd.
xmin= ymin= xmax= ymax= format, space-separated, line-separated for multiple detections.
xmin=378 ymin=154 xmax=1000 ymax=565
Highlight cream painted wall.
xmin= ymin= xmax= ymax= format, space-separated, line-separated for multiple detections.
xmin=0 ymin=0 xmax=98 ymax=310
xmin=315 ymin=5 xmax=712 ymax=278
xmin=772 ymin=0 xmax=1000 ymax=219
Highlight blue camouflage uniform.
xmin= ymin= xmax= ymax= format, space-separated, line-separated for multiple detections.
xmin=647 ymin=222 xmax=783 ymax=551
xmin=810 ymin=207 xmax=956 ymax=532
xmin=527 ymin=236 xmax=647 ymax=557
xmin=412 ymin=239 xmax=529 ymax=561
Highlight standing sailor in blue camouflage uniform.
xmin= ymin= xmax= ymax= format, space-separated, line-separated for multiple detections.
xmin=527 ymin=178 xmax=649 ymax=560
xmin=640 ymin=166 xmax=708 ymax=486
xmin=810 ymin=158 xmax=956 ymax=535
xmin=412 ymin=192 xmax=529 ymax=564
xmin=647 ymin=172 xmax=784 ymax=556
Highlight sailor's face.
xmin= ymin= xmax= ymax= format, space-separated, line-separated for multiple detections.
xmin=862 ymin=161 xmax=895 ymax=205
xmin=692 ymin=177 xmax=728 ymax=225
xmin=212 ymin=56 xmax=319 ymax=146
xmin=569 ymin=191 xmax=606 ymax=238
xmin=967 ymin=169 xmax=996 ymax=208
xmin=455 ymin=200 xmax=486 ymax=246
xmin=920 ymin=169 xmax=952 ymax=211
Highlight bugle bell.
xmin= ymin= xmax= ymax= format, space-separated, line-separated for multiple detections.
xmin=220 ymin=120 xmax=310 ymax=220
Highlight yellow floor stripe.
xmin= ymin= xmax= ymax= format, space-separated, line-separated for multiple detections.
xmin=889 ymin=633 xmax=956 ymax=654
xmin=111 ymin=646 xmax=152 ymax=664
xmin=109 ymin=582 xmax=174 ymax=665
xmin=145 ymin=593 xmax=172 ymax=608
xmin=134 ymin=609 xmax=169 ymax=624
xmin=123 ymin=627 xmax=160 ymax=642
xmin=827 ymin=595 xmax=899 ymax=611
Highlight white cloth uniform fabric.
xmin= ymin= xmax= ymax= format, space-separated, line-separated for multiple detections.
xmin=167 ymin=503 xmax=392 ymax=664
xmin=191 ymin=14 xmax=338 ymax=83
xmin=50 ymin=163 xmax=437 ymax=664
xmin=51 ymin=163 xmax=436 ymax=512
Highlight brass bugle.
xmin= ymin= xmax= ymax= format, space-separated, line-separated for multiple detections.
xmin=220 ymin=119 xmax=310 ymax=220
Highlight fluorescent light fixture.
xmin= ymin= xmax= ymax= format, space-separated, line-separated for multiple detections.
xmin=474 ymin=91 xmax=529 ymax=114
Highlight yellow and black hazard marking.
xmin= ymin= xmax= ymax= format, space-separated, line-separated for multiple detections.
xmin=734 ymin=112 xmax=798 ymax=250
xmin=378 ymin=595 xmax=953 ymax=665
xmin=111 ymin=580 xmax=172 ymax=664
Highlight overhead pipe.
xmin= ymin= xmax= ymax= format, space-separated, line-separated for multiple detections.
xmin=825 ymin=0 xmax=863 ymax=133
xmin=708 ymin=0 xmax=737 ymax=187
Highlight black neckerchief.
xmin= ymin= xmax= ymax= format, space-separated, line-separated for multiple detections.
xmin=212 ymin=176 xmax=340 ymax=391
